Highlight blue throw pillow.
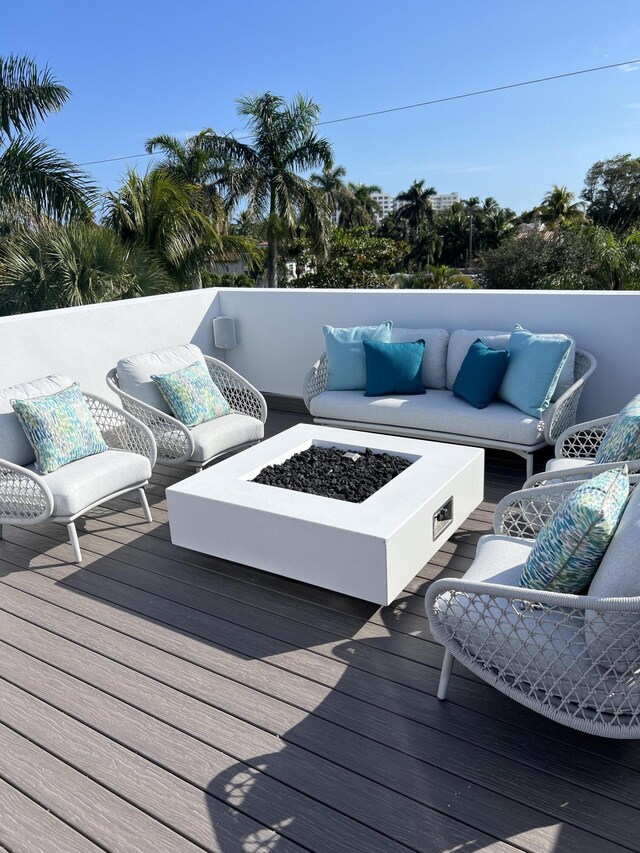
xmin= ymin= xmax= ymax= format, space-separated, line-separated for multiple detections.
xmin=595 ymin=394 xmax=640 ymax=463
xmin=11 ymin=383 xmax=108 ymax=475
xmin=363 ymin=339 xmax=426 ymax=396
xmin=498 ymin=325 xmax=571 ymax=419
xmin=324 ymin=322 xmax=392 ymax=390
xmin=452 ymin=339 xmax=510 ymax=409
xmin=152 ymin=360 xmax=231 ymax=427
xmin=521 ymin=467 xmax=629 ymax=593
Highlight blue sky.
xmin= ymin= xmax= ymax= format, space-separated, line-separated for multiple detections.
xmin=5 ymin=0 xmax=640 ymax=212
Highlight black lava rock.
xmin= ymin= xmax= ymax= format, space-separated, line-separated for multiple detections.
xmin=251 ymin=445 xmax=412 ymax=503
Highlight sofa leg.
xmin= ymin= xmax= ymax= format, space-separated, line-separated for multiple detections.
xmin=138 ymin=488 xmax=153 ymax=523
xmin=0 ymin=524 xmax=3 ymax=541
xmin=437 ymin=650 xmax=454 ymax=700
xmin=525 ymin=453 xmax=534 ymax=480
xmin=67 ymin=522 xmax=82 ymax=563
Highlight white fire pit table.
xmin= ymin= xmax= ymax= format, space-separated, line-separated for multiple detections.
xmin=166 ymin=424 xmax=484 ymax=605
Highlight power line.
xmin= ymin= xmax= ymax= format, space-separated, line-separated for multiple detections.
xmin=78 ymin=58 xmax=640 ymax=167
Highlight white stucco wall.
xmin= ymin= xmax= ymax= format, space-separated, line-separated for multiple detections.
xmin=0 ymin=287 xmax=637 ymax=422
xmin=0 ymin=289 xmax=224 ymax=402
xmin=217 ymin=288 xmax=640 ymax=421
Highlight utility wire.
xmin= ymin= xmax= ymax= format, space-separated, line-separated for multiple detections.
xmin=78 ymin=58 xmax=640 ymax=167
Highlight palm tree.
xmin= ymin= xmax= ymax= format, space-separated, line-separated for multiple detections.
xmin=395 ymin=180 xmax=437 ymax=242
xmin=145 ymin=130 xmax=228 ymax=220
xmin=424 ymin=264 xmax=476 ymax=289
xmin=0 ymin=221 xmax=168 ymax=315
xmin=103 ymin=169 xmax=255 ymax=289
xmin=0 ymin=55 xmax=94 ymax=222
xmin=310 ymin=164 xmax=348 ymax=220
xmin=406 ymin=221 xmax=443 ymax=269
xmin=204 ymin=92 xmax=333 ymax=287
xmin=339 ymin=182 xmax=382 ymax=229
xmin=538 ymin=185 xmax=583 ymax=227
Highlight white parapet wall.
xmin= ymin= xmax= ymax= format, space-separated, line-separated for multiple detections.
xmin=0 ymin=286 xmax=637 ymax=421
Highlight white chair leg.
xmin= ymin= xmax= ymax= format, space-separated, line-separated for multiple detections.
xmin=138 ymin=488 xmax=153 ymax=523
xmin=437 ymin=650 xmax=454 ymax=700
xmin=525 ymin=453 xmax=534 ymax=480
xmin=67 ymin=521 xmax=82 ymax=563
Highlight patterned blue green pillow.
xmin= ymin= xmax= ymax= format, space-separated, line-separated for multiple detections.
xmin=11 ymin=383 xmax=108 ymax=475
xmin=152 ymin=360 xmax=230 ymax=427
xmin=521 ymin=468 xmax=629 ymax=593
xmin=595 ymin=395 xmax=640 ymax=463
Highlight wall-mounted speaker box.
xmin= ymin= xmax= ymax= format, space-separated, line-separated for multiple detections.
xmin=213 ymin=316 xmax=237 ymax=349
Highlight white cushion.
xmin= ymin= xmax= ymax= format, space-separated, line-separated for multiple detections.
xmin=117 ymin=344 xmax=205 ymax=414
xmin=390 ymin=328 xmax=449 ymax=389
xmin=0 ymin=375 xmax=74 ymax=466
xmin=446 ymin=329 xmax=575 ymax=401
xmin=585 ymin=485 xmax=640 ymax=671
xmin=310 ymin=388 xmax=546 ymax=446
xmin=30 ymin=448 xmax=151 ymax=518
xmin=190 ymin=413 xmax=264 ymax=464
xmin=545 ymin=457 xmax=596 ymax=474
xmin=434 ymin=534 xmax=640 ymax=713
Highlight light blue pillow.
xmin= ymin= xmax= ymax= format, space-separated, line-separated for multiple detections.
xmin=324 ymin=322 xmax=392 ymax=390
xmin=521 ymin=467 xmax=629 ymax=593
xmin=498 ymin=325 xmax=571 ymax=418
xmin=152 ymin=360 xmax=231 ymax=427
xmin=595 ymin=394 xmax=640 ymax=463
xmin=11 ymin=383 xmax=108 ymax=475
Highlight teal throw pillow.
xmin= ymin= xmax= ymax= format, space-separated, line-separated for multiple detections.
xmin=324 ymin=322 xmax=392 ymax=390
xmin=498 ymin=325 xmax=571 ymax=419
xmin=520 ymin=467 xmax=629 ymax=593
xmin=595 ymin=394 xmax=640 ymax=463
xmin=11 ymin=383 xmax=108 ymax=475
xmin=363 ymin=339 xmax=426 ymax=396
xmin=452 ymin=339 xmax=510 ymax=409
xmin=152 ymin=360 xmax=231 ymax=427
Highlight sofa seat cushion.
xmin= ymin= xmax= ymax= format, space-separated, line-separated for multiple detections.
xmin=309 ymin=389 xmax=547 ymax=446
xmin=189 ymin=413 xmax=264 ymax=464
xmin=30 ymin=448 xmax=151 ymax=518
xmin=0 ymin=375 xmax=73 ymax=467
xmin=432 ymin=534 xmax=640 ymax=714
xmin=390 ymin=328 xmax=449 ymax=389
xmin=117 ymin=344 xmax=206 ymax=414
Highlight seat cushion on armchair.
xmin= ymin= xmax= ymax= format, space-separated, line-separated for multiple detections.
xmin=30 ymin=448 xmax=151 ymax=518
xmin=309 ymin=389 xmax=547 ymax=446
xmin=433 ymin=534 xmax=640 ymax=713
xmin=585 ymin=484 xmax=640 ymax=671
xmin=189 ymin=413 xmax=264 ymax=464
xmin=117 ymin=344 xmax=206 ymax=414
xmin=545 ymin=457 xmax=596 ymax=474
xmin=0 ymin=375 xmax=73 ymax=467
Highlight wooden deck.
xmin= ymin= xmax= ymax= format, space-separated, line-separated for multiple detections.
xmin=1 ymin=408 xmax=640 ymax=853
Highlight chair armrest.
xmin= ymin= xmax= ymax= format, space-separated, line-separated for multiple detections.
xmin=203 ymin=356 xmax=267 ymax=423
xmin=554 ymin=414 xmax=617 ymax=459
xmin=303 ymin=354 xmax=328 ymax=411
xmin=106 ymin=369 xmax=194 ymax=466
xmin=0 ymin=458 xmax=54 ymax=525
xmin=84 ymin=393 xmax=157 ymax=468
xmin=524 ymin=459 xmax=640 ymax=490
xmin=493 ymin=480 xmax=591 ymax=538
xmin=543 ymin=349 xmax=597 ymax=444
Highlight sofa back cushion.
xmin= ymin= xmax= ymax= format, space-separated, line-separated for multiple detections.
xmin=390 ymin=327 xmax=449 ymax=389
xmin=586 ymin=482 xmax=640 ymax=671
xmin=117 ymin=344 xmax=205 ymax=414
xmin=0 ymin=374 xmax=74 ymax=466
xmin=446 ymin=328 xmax=575 ymax=401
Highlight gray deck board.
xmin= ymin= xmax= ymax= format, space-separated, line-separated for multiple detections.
xmin=0 ymin=408 xmax=639 ymax=852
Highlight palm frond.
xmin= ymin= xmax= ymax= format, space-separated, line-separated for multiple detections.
xmin=0 ymin=55 xmax=70 ymax=139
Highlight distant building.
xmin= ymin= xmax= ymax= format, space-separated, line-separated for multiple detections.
xmin=370 ymin=190 xmax=459 ymax=224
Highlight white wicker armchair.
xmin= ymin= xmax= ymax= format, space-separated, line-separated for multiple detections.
xmin=426 ymin=475 xmax=640 ymax=739
xmin=107 ymin=348 xmax=267 ymax=471
xmin=0 ymin=391 xmax=157 ymax=563
xmin=524 ymin=413 xmax=640 ymax=488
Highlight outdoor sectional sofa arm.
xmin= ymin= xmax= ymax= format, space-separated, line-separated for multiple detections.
xmin=303 ymin=354 xmax=329 ymax=410
xmin=542 ymin=349 xmax=598 ymax=444
xmin=0 ymin=457 xmax=54 ymax=527
xmin=84 ymin=393 xmax=157 ymax=468
xmin=203 ymin=355 xmax=267 ymax=423
xmin=106 ymin=369 xmax=195 ymax=466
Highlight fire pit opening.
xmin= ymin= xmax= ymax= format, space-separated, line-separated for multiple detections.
xmin=251 ymin=444 xmax=413 ymax=503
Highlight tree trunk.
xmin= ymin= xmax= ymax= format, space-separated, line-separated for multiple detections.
xmin=267 ymin=183 xmax=278 ymax=288
xmin=191 ymin=269 xmax=203 ymax=290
